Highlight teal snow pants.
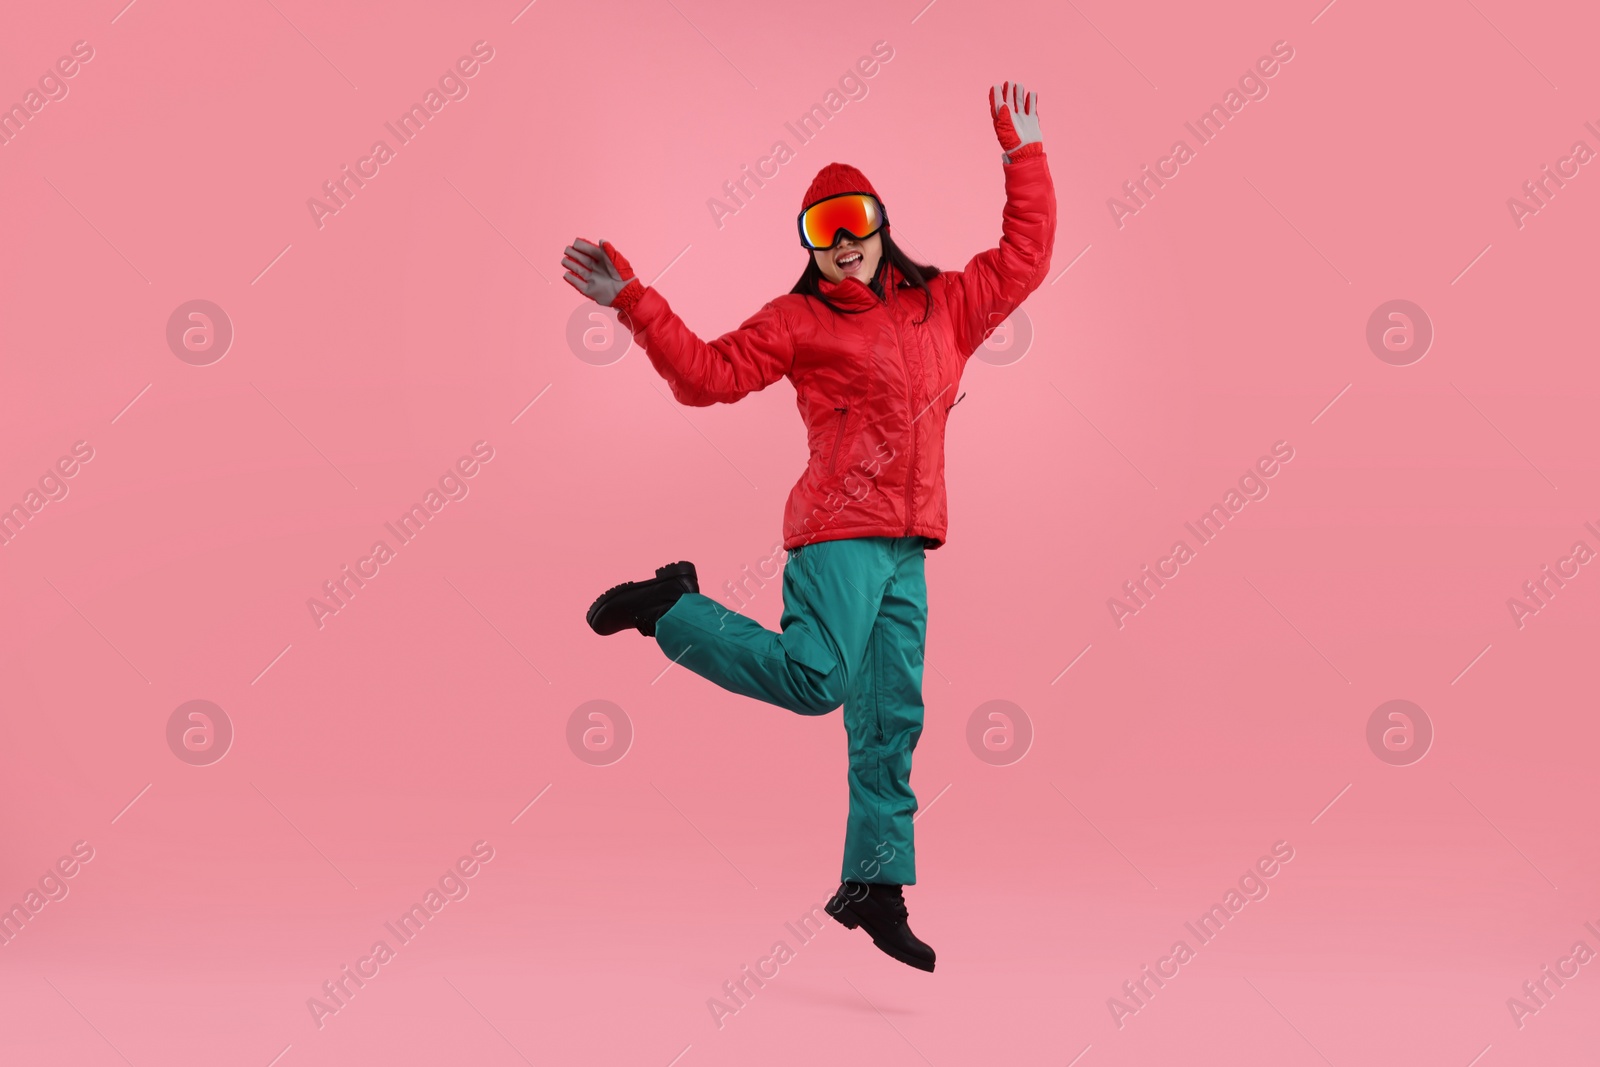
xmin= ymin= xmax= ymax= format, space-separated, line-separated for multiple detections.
xmin=654 ymin=536 xmax=927 ymax=886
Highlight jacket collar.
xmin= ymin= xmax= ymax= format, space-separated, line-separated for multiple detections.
xmin=817 ymin=260 xmax=903 ymax=311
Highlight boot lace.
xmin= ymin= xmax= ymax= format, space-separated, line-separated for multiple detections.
xmin=874 ymin=888 xmax=908 ymax=925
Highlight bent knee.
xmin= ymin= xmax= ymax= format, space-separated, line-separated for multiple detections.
xmin=792 ymin=669 xmax=845 ymax=716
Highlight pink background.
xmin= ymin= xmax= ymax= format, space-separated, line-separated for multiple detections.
xmin=2 ymin=0 xmax=1598 ymax=1064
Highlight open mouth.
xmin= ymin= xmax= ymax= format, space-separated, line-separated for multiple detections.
xmin=835 ymin=250 xmax=864 ymax=273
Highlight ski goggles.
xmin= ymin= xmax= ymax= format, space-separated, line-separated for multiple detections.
xmin=797 ymin=193 xmax=887 ymax=250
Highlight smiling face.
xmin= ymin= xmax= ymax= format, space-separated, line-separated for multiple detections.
xmin=813 ymin=231 xmax=883 ymax=285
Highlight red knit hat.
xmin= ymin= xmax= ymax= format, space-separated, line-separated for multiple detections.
xmin=801 ymin=163 xmax=880 ymax=211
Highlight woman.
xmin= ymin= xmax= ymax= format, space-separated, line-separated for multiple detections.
xmin=562 ymin=82 xmax=1055 ymax=972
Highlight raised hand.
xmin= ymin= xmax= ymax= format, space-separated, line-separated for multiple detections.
xmin=990 ymin=81 xmax=1042 ymax=160
xmin=561 ymin=238 xmax=641 ymax=307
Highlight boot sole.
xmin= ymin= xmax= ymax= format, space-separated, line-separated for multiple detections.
xmin=828 ymin=902 xmax=936 ymax=972
xmin=586 ymin=563 xmax=699 ymax=636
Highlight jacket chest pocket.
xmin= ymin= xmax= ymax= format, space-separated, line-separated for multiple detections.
xmin=900 ymin=316 xmax=957 ymax=407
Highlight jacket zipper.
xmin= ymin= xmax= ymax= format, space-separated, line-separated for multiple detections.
xmin=829 ymin=407 xmax=848 ymax=474
xmin=901 ymin=322 xmax=919 ymax=535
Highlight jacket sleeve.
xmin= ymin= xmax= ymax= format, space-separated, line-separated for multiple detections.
xmin=940 ymin=150 xmax=1058 ymax=359
xmin=618 ymin=287 xmax=795 ymax=406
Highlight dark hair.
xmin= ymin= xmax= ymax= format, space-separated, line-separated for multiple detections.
xmin=790 ymin=228 xmax=940 ymax=324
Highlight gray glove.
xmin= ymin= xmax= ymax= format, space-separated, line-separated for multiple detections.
xmin=561 ymin=238 xmax=640 ymax=308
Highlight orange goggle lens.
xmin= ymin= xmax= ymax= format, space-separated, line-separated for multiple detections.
xmin=798 ymin=193 xmax=884 ymax=249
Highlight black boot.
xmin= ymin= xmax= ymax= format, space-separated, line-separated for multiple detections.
xmin=586 ymin=562 xmax=698 ymax=637
xmin=826 ymin=881 xmax=936 ymax=972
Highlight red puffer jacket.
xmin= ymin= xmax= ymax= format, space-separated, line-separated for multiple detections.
xmin=618 ymin=152 xmax=1056 ymax=550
